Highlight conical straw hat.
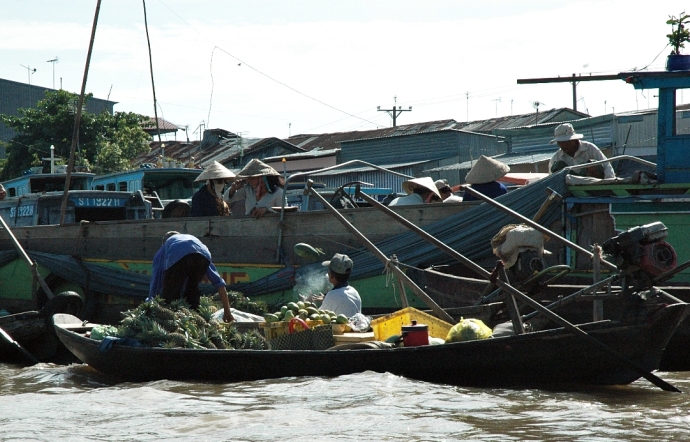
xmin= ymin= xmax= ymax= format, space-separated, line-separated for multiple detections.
xmin=237 ymin=159 xmax=280 ymax=178
xmin=464 ymin=156 xmax=510 ymax=184
xmin=401 ymin=177 xmax=442 ymax=200
xmin=194 ymin=161 xmax=236 ymax=182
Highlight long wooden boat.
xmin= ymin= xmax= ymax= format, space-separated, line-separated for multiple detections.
xmin=54 ymin=303 xmax=688 ymax=388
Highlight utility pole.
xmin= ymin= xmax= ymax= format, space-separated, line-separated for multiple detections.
xmin=20 ymin=64 xmax=37 ymax=85
xmin=47 ymin=57 xmax=58 ymax=89
xmin=517 ymin=73 xmax=623 ymax=112
xmin=377 ymin=96 xmax=412 ymax=127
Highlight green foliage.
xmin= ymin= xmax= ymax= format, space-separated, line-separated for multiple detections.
xmin=0 ymin=89 xmax=152 ymax=180
xmin=667 ymin=11 xmax=690 ymax=55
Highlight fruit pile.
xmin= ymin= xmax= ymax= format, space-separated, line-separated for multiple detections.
xmin=96 ymin=295 xmax=268 ymax=350
xmin=263 ymin=300 xmax=349 ymax=325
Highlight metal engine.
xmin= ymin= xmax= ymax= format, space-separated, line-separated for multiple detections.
xmin=601 ymin=221 xmax=677 ymax=288
xmin=507 ymin=249 xmax=546 ymax=283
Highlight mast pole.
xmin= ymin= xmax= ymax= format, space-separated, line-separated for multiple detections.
xmin=59 ymin=0 xmax=101 ymax=225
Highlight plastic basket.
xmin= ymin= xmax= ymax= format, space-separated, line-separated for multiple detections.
xmin=268 ymin=324 xmax=334 ymax=350
xmin=371 ymin=307 xmax=453 ymax=341
xmin=259 ymin=319 xmax=323 ymax=341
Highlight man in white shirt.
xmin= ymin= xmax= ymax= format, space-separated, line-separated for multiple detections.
xmin=548 ymin=123 xmax=615 ymax=179
xmin=313 ymin=253 xmax=361 ymax=318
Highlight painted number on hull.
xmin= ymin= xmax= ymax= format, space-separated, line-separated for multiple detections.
xmin=9 ymin=205 xmax=34 ymax=218
xmin=75 ymin=198 xmax=123 ymax=207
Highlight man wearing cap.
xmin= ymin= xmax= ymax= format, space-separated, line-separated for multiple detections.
xmin=548 ymin=123 xmax=615 ymax=179
xmin=312 ymin=253 xmax=361 ymax=318
xmin=462 ymin=155 xmax=510 ymax=201
xmin=224 ymin=159 xmax=285 ymax=219
xmin=148 ymin=231 xmax=234 ymax=322
xmin=191 ymin=161 xmax=235 ymax=217
xmin=388 ymin=177 xmax=442 ymax=207
xmin=0 ymin=184 xmax=6 ymax=201
xmin=434 ymin=179 xmax=463 ymax=203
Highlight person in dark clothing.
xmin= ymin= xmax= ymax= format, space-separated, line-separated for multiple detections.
xmin=190 ymin=161 xmax=235 ymax=217
xmin=462 ymin=155 xmax=509 ymax=201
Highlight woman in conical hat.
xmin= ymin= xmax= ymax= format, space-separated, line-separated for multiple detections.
xmin=190 ymin=161 xmax=235 ymax=217
xmin=462 ymin=155 xmax=510 ymax=202
xmin=388 ymin=176 xmax=442 ymax=207
xmin=224 ymin=159 xmax=285 ymax=219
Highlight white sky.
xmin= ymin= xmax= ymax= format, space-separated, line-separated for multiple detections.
xmin=1 ymin=0 xmax=688 ymax=140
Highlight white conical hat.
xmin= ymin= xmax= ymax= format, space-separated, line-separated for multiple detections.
xmin=464 ymin=156 xmax=510 ymax=184
xmin=194 ymin=161 xmax=236 ymax=182
xmin=237 ymin=159 xmax=280 ymax=178
xmin=401 ymin=177 xmax=442 ymax=200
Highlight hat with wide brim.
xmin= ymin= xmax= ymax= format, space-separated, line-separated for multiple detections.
xmin=194 ymin=161 xmax=236 ymax=182
xmin=237 ymin=159 xmax=280 ymax=178
xmin=401 ymin=177 xmax=442 ymax=200
xmin=549 ymin=123 xmax=583 ymax=144
xmin=465 ymin=156 xmax=510 ymax=184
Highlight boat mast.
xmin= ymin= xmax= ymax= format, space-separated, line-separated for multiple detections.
xmin=59 ymin=0 xmax=101 ymax=225
xmin=143 ymin=0 xmax=163 ymax=153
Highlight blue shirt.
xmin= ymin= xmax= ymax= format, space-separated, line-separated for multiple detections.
xmin=463 ymin=181 xmax=507 ymax=201
xmin=148 ymin=234 xmax=225 ymax=299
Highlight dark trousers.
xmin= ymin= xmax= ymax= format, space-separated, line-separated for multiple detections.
xmin=161 ymin=253 xmax=210 ymax=309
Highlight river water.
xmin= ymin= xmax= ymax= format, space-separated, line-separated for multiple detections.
xmin=2 ymin=363 xmax=690 ymax=441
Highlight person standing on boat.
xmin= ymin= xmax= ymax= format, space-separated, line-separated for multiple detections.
xmin=388 ymin=177 xmax=442 ymax=206
xmin=462 ymin=155 xmax=510 ymax=201
xmin=0 ymin=183 xmax=6 ymax=200
xmin=223 ymin=159 xmax=284 ymax=219
xmin=190 ymin=161 xmax=235 ymax=217
xmin=311 ymin=253 xmax=361 ymax=318
xmin=434 ymin=179 xmax=463 ymax=203
xmin=548 ymin=123 xmax=615 ymax=179
xmin=148 ymin=231 xmax=234 ymax=322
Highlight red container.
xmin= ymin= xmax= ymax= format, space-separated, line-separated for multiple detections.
xmin=401 ymin=320 xmax=429 ymax=347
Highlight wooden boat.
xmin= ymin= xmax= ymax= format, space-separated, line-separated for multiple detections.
xmin=0 ymin=292 xmax=83 ymax=363
xmin=53 ymin=302 xmax=689 ymax=388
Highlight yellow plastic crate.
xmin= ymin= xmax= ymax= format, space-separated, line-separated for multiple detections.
xmin=259 ymin=320 xmax=324 ymax=340
xmin=371 ymin=307 xmax=453 ymax=341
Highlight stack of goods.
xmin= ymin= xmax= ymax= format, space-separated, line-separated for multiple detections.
xmin=263 ymin=300 xmax=349 ymax=325
xmin=94 ymin=295 xmax=268 ymax=350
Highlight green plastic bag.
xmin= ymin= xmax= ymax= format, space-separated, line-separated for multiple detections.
xmin=90 ymin=325 xmax=118 ymax=341
xmin=445 ymin=318 xmax=492 ymax=343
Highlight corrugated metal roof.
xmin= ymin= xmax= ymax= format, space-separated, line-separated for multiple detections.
xmin=423 ymin=151 xmax=554 ymax=172
xmin=311 ymin=160 xmax=426 ymax=176
xmin=264 ymin=148 xmax=339 ymax=161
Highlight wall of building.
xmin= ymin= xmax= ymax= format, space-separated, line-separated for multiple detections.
xmin=0 ymin=78 xmax=116 ymax=155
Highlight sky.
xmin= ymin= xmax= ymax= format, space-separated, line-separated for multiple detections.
xmin=1 ymin=0 xmax=688 ymax=141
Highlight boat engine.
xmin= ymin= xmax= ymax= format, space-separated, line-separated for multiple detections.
xmin=601 ymin=221 xmax=677 ymax=288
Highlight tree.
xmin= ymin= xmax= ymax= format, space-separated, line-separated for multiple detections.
xmin=0 ymin=89 xmax=152 ymax=179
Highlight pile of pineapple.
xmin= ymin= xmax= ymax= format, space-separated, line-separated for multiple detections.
xmin=102 ymin=295 xmax=268 ymax=350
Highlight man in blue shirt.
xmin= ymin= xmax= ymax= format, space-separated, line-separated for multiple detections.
xmin=148 ymin=231 xmax=233 ymax=322
xmin=462 ymin=155 xmax=509 ymax=201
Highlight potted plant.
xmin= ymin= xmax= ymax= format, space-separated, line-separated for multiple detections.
xmin=666 ymin=11 xmax=690 ymax=71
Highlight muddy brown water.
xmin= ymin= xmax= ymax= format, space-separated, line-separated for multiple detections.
xmin=2 ymin=363 xmax=690 ymax=441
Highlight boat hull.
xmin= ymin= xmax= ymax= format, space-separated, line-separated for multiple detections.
xmin=54 ymin=303 xmax=688 ymax=388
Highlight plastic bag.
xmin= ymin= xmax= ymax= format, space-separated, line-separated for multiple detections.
xmin=445 ymin=318 xmax=492 ymax=343
xmin=348 ymin=313 xmax=372 ymax=332
xmin=90 ymin=325 xmax=119 ymax=340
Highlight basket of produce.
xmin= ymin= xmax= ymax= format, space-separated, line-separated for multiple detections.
xmin=268 ymin=318 xmax=334 ymax=350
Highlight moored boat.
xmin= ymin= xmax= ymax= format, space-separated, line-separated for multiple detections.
xmin=54 ymin=302 xmax=689 ymax=388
